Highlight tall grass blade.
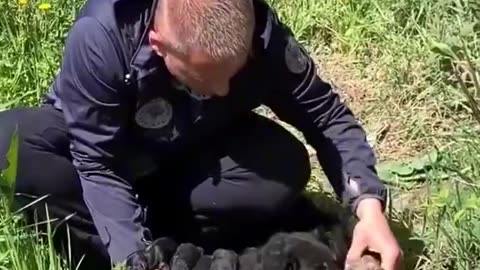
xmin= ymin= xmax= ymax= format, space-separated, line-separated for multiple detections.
xmin=0 ymin=130 xmax=19 ymax=208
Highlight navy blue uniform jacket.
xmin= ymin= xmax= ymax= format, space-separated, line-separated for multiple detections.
xmin=44 ymin=0 xmax=387 ymax=264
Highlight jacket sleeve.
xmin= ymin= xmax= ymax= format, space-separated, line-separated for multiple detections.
xmin=55 ymin=17 xmax=151 ymax=264
xmin=262 ymin=14 xmax=387 ymax=214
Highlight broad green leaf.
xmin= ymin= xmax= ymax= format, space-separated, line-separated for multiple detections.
xmin=438 ymin=188 xmax=450 ymax=201
xmin=459 ymin=21 xmax=477 ymax=37
xmin=430 ymin=40 xmax=456 ymax=59
xmin=3 ymin=129 xmax=18 ymax=188
xmin=376 ymin=162 xmax=395 ymax=181
xmin=0 ymin=129 xmax=19 ymax=205
xmin=453 ymin=209 xmax=466 ymax=224
xmin=424 ymin=150 xmax=439 ymax=163
xmin=444 ymin=36 xmax=462 ymax=48
xmin=410 ymin=158 xmax=428 ymax=171
xmin=465 ymin=196 xmax=480 ymax=210
xmin=389 ymin=162 xmax=415 ymax=176
xmin=377 ymin=161 xmax=416 ymax=182
xmin=377 ymin=168 xmax=394 ymax=182
xmin=411 ymin=151 xmax=439 ymax=171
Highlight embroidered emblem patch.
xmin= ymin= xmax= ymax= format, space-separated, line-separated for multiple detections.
xmin=285 ymin=36 xmax=308 ymax=74
xmin=135 ymin=98 xmax=173 ymax=129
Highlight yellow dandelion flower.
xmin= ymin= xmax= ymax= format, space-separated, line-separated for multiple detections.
xmin=38 ymin=3 xmax=51 ymax=11
xmin=18 ymin=0 xmax=27 ymax=7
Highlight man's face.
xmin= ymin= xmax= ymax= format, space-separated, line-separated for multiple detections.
xmin=149 ymin=30 xmax=250 ymax=97
xmin=163 ymin=48 xmax=249 ymax=97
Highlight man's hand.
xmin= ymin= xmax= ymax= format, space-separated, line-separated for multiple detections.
xmin=345 ymin=198 xmax=402 ymax=270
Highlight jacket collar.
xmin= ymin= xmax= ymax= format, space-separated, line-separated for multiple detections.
xmin=129 ymin=0 xmax=163 ymax=80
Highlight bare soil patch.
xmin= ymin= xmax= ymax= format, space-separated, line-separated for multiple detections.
xmin=312 ymin=49 xmax=421 ymax=162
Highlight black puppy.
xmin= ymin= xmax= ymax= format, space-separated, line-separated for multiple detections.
xmin=192 ymin=255 xmax=213 ymax=270
xmin=171 ymin=243 xmax=204 ymax=270
xmin=260 ymin=232 xmax=340 ymax=270
xmin=163 ymin=243 xmax=239 ymax=270
xmin=126 ymin=227 xmax=347 ymax=270
xmin=190 ymin=247 xmax=258 ymax=270
xmin=210 ymin=249 xmax=239 ymax=270
xmin=191 ymin=230 xmax=345 ymax=270
xmin=126 ymin=237 xmax=179 ymax=270
xmin=311 ymin=223 xmax=351 ymax=268
xmin=238 ymin=247 xmax=262 ymax=270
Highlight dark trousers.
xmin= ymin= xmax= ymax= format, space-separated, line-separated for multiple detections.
xmin=0 ymin=105 xmax=326 ymax=269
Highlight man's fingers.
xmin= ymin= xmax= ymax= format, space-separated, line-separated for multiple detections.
xmin=380 ymin=247 xmax=402 ymax=270
xmin=374 ymin=231 xmax=402 ymax=270
xmin=345 ymin=238 xmax=366 ymax=267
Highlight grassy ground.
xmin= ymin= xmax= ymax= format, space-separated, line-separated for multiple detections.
xmin=1 ymin=0 xmax=479 ymax=269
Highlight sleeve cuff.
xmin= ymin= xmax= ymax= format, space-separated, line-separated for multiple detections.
xmin=351 ymin=193 xmax=388 ymax=218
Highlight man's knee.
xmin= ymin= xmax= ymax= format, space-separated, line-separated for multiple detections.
xmin=227 ymin=114 xmax=311 ymax=195
xmin=192 ymin=115 xmax=312 ymax=221
xmin=192 ymin=174 xmax=300 ymax=221
xmin=0 ymin=107 xmax=105 ymax=268
xmin=0 ymin=106 xmax=79 ymax=197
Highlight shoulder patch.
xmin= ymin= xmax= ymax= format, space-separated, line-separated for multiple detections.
xmin=135 ymin=97 xmax=173 ymax=129
xmin=285 ymin=36 xmax=308 ymax=74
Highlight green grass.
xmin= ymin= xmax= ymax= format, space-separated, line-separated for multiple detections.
xmin=0 ymin=131 xmax=74 ymax=269
xmin=268 ymin=0 xmax=480 ymax=269
xmin=0 ymin=197 xmax=74 ymax=270
xmin=1 ymin=0 xmax=480 ymax=269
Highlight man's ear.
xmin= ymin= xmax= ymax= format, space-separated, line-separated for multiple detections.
xmin=149 ymin=30 xmax=166 ymax=57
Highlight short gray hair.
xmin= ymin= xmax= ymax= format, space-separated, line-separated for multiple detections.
xmin=155 ymin=0 xmax=255 ymax=60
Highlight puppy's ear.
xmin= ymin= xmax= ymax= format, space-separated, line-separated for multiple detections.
xmin=171 ymin=243 xmax=204 ymax=270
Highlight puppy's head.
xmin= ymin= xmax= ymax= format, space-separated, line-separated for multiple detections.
xmin=171 ymin=243 xmax=204 ymax=270
xmin=239 ymin=247 xmax=262 ymax=270
xmin=260 ymin=232 xmax=339 ymax=270
xmin=260 ymin=233 xmax=290 ymax=270
xmin=285 ymin=232 xmax=339 ymax=270
xmin=210 ymin=249 xmax=238 ymax=270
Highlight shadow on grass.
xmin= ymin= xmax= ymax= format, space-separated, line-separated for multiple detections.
xmin=306 ymin=190 xmax=427 ymax=270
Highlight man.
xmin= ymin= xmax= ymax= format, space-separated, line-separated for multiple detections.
xmin=0 ymin=0 xmax=401 ymax=269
